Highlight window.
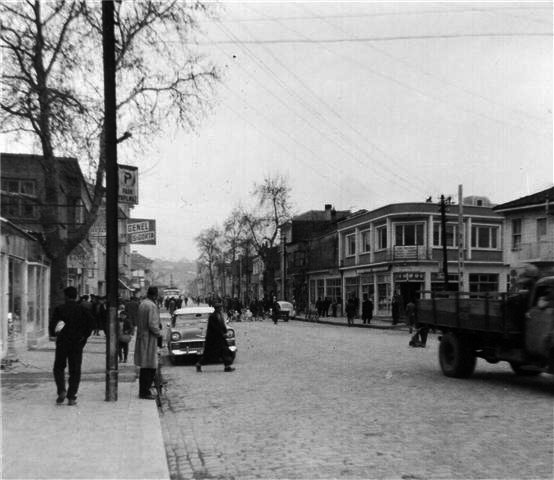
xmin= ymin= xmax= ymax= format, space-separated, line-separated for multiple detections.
xmin=433 ymin=223 xmax=457 ymax=247
xmin=360 ymin=229 xmax=371 ymax=253
xmin=376 ymin=226 xmax=387 ymax=250
xmin=471 ymin=225 xmax=498 ymax=249
xmin=537 ymin=218 xmax=547 ymax=241
xmin=0 ymin=178 xmax=38 ymax=219
xmin=345 ymin=233 xmax=356 ymax=257
xmin=469 ymin=273 xmax=498 ymax=293
xmin=511 ymin=219 xmax=522 ymax=251
xmin=395 ymin=223 xmax=424 ymax=246
xmin=326 ymin=278 xmax=342 ymax=301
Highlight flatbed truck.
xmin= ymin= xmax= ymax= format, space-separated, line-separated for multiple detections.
xmin=415 ymin=276 xmax=554 ymax=378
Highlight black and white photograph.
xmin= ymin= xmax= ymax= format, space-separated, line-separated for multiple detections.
xmin=1 ymin=1 xmax=553 ymax=479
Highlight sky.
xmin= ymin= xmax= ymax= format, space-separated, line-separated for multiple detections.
xmin=103 ymin=2 xmax=554 ymax=260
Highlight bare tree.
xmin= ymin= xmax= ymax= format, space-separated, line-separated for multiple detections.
xmin=241 ymin=174 xmax=293 ymax=296
xmin=1 ymin=0 xmax=219 ymax=305
xmin=223 ymin=208 xmax=247 ymax=297
xmin=195 ymin=226 xmax=222 ymax=295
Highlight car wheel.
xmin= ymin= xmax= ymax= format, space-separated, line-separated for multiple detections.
xmin=438 ymin=332 xmax=476 ymax=378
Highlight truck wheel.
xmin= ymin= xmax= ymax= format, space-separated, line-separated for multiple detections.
xmin=439 ymin=332 xmax=476 ymax=378
xmin=509 ymin=363 xmax=541 ymax=376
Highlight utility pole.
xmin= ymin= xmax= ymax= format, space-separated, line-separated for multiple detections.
xmin=103 ymin=0 xmax=118 ymax=401
xmin=457 ymin=185 xmax=465 ymax=293
xmin=439 ymin=195 xmax=449 ymax=291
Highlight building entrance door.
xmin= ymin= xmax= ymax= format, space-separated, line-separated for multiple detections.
xmin=397 ymin=282 xmax=423 ymax=308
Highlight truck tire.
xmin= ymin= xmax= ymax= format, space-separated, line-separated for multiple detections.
xmin=439 ymin=332 xmax=476 ymax=378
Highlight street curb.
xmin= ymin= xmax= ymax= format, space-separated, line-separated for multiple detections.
xmin=293 ymin=317 xmax=406 ymax=330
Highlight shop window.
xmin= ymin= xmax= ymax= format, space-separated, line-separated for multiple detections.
xmin=325 ymin=278 xmax=342 ymax=301
xmin=469 ymin=273 xmax=498 ymax=293
xmin=511 ymin=219 xmax=522 ymax=251
xmin=471 ymin=225 xmax=498 ymax=249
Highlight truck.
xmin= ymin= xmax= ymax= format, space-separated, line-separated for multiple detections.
xmin=415 ymin=276 xmax=554 ymax=378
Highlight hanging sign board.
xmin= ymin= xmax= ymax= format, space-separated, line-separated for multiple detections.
xmin=127 ymin=218 xmax=156 ymax=245
xmin=118 ymin=164 xmax=138 ymax=204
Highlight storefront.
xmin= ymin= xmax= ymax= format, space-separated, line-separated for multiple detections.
xmin=1 ymin=218 xmax=50 ymax=359
xmin=393 ymin=271 xmax=425 ymax=307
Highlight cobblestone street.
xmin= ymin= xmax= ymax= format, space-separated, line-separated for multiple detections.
xmin=159 ymin=320 xmax=553 ymax=480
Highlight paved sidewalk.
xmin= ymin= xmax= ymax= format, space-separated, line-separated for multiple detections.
xmin=1 ymin=335 xmax=169 ymax=480
xmin=294 ymin=313 xmax=409 ymax=330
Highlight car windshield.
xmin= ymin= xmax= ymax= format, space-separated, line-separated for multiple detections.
xmin=174 ymin=314 xmax=208 ymax=329
xmin=279 ymin=302 xmax=293 ymax=309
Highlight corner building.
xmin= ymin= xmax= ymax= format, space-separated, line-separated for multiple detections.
xmin=337 ymin=199 xmax=508 ymax=317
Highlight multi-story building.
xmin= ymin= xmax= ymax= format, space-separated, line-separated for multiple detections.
xmin=493 ymin=186 xmax=554 ymax=284
xmin=279 ymin=204 xmax=351 ymax=310
xmin=337 ymin=198 xmax=507 ymax=317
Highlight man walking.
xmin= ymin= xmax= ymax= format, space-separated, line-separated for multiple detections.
xmin=134 ymin=286 xmax=163 ymax=400
xmin=195 ymin=302 xmax=235 ymax=372
xmin=361 ymin=293 xmax=374 ymax=325
xmin=49 ymin=286 xmax=94 ymax=406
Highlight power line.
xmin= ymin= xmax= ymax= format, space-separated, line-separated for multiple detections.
xmin=241 ymin=4 xmax=441 ymax=193
xmin=212 ymin=21 xmax=426 ymax=195
xmin=297 ymin=3 xmax=550 ymax=128
xmin=196 ymin=32 xmax=551 ymax=46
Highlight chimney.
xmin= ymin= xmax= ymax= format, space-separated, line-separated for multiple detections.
xmin=324 ymin=204 xmax=332 ymax=220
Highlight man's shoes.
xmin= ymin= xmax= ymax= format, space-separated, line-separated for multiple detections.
xmin=195 ymin=363 xmax=202 ymax=372
xmin=56 ymin=391 xmax=67 ymax=404
xmin=139 ymin=394 xmax=157 ymax=400
xmin=67 ymin=398 xmax=77 ymax=406
xmin=224 ymin=366 xmax=235 ymax=372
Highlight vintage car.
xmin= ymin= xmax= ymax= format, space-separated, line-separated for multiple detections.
xmin=274 ymin=301 xmax=296 ymax=321
xmin=166 ymin=306 xmax=237 ymax=363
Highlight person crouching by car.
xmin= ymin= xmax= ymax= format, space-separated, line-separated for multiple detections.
xmin=134 ymin=286 xmax=163 ymax=400
xmin=196 ymin=303 xmax=235 ymax=373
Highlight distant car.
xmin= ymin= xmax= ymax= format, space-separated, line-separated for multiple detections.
xmin=166 ymin=306 xmax=237 ymax=363
xmin=274 ymin=301 xmax=296 ymax=321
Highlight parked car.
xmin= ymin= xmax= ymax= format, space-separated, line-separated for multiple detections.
xmin=274 ymin=301 xmax=296 ymax=321
xmin=166 ymin=306 xmax=237 ymax=363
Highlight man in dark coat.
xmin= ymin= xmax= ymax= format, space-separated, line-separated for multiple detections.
xmin=345 ymin=296 xmax=357 ymax=326
xmin=134 ymin=286 xmax=163 ymax=399
xmin=361 ymin=293 xmax=374 ymax=324
xmin=196 ymin=303 xmax=235 ymax=372
xmin=49 ymin=286 xmax=94 ymax=405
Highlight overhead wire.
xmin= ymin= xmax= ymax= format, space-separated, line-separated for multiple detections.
xmin=212 ymin=20 xmax=426 ymax=195
xmin=244 ymin=9 xmax=550 ymax=140
xmin=239 ymin=4 xmax=440 ymax=193
xmin=297 ymin=2 xmax=550 ymax=128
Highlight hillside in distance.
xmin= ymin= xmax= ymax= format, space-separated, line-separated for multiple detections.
xmin=150 ymin=257 xmax=197 ymax=293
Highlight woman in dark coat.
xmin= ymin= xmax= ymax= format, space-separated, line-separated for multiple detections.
xmin=196 ymin=303 xmax=235 ymax=372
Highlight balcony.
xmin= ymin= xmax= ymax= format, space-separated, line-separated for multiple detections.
xmin=512 ymin=241 xmax=554 ymax=262
xmin=389 ymin=245 xmax=431 ymax=262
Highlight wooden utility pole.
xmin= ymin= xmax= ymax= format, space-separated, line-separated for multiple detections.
xmin=439 ymin=195 xmax=449 ymax=291
xmin=103 ymin=0 xmax=118 ymax=401
xmin=457 ymin=185 xmax=465 ymax=293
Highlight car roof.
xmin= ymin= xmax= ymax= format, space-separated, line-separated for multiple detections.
xmin=277 ymin=301 xmax=293 ymax=307
xmin=173 ymin=306 xmax=214 ymax=316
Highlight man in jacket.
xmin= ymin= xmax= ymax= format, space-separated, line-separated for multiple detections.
xmin=49 ymin=286 xmax=94 ymax=406
xmin=361 ymin=293 xmax=374 ymax=325
xmin=134 ymin=286 xmax=163 ymax=400
xmin=195 ymin=303 xmax=235 ymax=372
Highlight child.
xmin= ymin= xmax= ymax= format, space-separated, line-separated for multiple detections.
xmin=118 ymin=310 xmax=133 ymax=363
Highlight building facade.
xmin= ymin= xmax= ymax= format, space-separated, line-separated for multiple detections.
xmin=337 ymin=200 xmax=508 ymax=317
xmin=493 ymin=186 xmax=554 ymax=285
